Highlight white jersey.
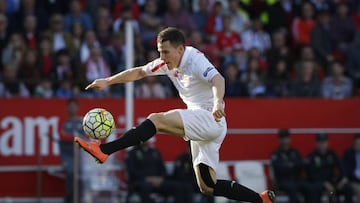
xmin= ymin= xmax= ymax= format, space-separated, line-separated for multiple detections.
xmin=142 ymin=46 xmax=220 ymax=110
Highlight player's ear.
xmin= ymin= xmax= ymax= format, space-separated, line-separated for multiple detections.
xmin=177 ymin=44 xmax=184 ymax=54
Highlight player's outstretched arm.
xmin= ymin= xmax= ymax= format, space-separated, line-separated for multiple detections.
xmin=211 ymin=74 xmax=226 ymax=122
xmin=85 ymin=66 xmax=147 ymax=91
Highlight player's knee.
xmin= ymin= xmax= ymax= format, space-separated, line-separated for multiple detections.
xmin=147 ymin=113 xmax=165 ymax=130
xmin=198 ymin=184 xmax=214 ymax=196
xmin=196 ymin=163 xmax=216 ymax=195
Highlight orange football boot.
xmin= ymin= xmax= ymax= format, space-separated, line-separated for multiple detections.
xmin=260 ymin=190 xmax=275 ymax=203
xmin=74 ymin=137 xmax=108 ymax=163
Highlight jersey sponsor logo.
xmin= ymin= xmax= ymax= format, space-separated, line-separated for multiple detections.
xmin=203 ymin=67 xmax=215 ymax=77
xmin=151 ymin=61 xmax=166 ymax=72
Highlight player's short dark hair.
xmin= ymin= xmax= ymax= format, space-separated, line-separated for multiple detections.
xmin=157 ymin=27 xmax=185 ymax=47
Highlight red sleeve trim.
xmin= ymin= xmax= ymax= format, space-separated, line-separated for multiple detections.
xmin=151 ymin=61 xmax=166 ymax=72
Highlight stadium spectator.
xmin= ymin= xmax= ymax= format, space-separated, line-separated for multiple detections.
xmin=266 ymin=29 xmax=293 ymax=77
xmin=55 ymin=79 xmax=74 ymax=98
xmin=264 ymin=0 xmax=295 ymax=33
xmin=133 ymin=33 xmax=146 ymax=65
xmin=70 ymin=23 xmax=84 ymax=51
xmin=163 ymin=0 xmax=197 ymax=36
xmin=270 ymin=129 xmax=315 ymax=203
xmin=293 ymin=45 xmax=324 ymax=79
xmin=214 ymin=14 xmax=241 ymax=60
xmin=139 ymin=0 xmax=163 ymax=48
xmin=310 ymin=9 xmax=334 ymax=69
xmin=112 ymin=5 xmax=140 ymax=34
xmin=112 ymin=0 xmax=140 ymax=20
xmin=17 ymin=48 xmax=40 ymax=94
xmin=248 ymin=47 xmax=268 ymax=72
xmin=204 ymin=1 xmax=224 ymax=39
xmin=241 ymin=17 xmax=271 ymax=54
xmin=78 ymin=30 xmax=100 ymax=64
xmin=192 ymin=0 xmax=210 ymax=35
xmin=330 ymin=3 xmax=356 ymax=55
xmin=322 ymin=61 xmax=353 ymax=99
xmin=51 ymin=49 xmax=74 ymax=89
xmin=296 ymin=44 xmax=317 ymax=62
xmin=290 ymin=60 xmax=321 ymax=97
xmin=44 ymin=14 xmax=76 ymax=57
xmin=228 ymin=0 xmax=250 ymax=35
xmin=1 ymin=33 xmax=27 ymax=68
xmin=84 ymin=47 xmax=110 ymax=83
xmin=0 ymin=62 xmax=30 ymax=97
xmin=223 ymin=62 xmax=248 ymax=97
xmin=104 ymin=32 xmax=126 ymax=74
xmin=83 ymin=0 xmax=112 ymax=24
xmin=95 ymin=5 xmax=113 ymax=47
xmin=125 ymin=141 xmax=186 ymax=203
xmin=222 ymin=43 xmax=247 ymax=72
xmin=16 ymin=0 xmax=48 ymax=32
xmin=241 ymin=57 xmax=266 ymax=97
xmin=346 ymin=30 xmax=360 ymax=90
xmin=38 ymin=37 xmax=54 ymax=79
xmin=33 ymin=78 xmax=54 ymax=98
xmin=291 ymin=2 xmax=316 ymax=46
xmin=343 ymin=134 xmax=360 ymax=203
xmin=266 ymin=59 xmax=291 ymax=98
xmin=22 ymin=14 xmax=40 ymax=49
xmin=306 ymin=133 xmax=354 ymax=203
xmin=63 ymin=0 xmax=93 ymax=32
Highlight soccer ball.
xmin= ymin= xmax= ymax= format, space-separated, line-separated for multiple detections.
xmin=82 ymin=108 xmax=115 ymax=139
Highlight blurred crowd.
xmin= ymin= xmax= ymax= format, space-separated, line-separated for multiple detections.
xmin=0 ymin=0 xmax=359 ymax=99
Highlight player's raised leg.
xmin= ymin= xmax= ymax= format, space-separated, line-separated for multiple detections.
xmin=193 ymin=163 xmax=275 ymax=203
xmin=74 ymin=110 xmax=185 ymax=163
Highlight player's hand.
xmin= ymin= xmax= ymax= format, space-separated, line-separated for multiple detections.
xmin=212 ymin=102 xmax=226 ymax=122
xmin=85 ymin=78 xmax=109 ymax=91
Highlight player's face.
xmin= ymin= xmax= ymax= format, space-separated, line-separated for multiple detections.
xmin=157 ymin=41 xmax=184 ymax=70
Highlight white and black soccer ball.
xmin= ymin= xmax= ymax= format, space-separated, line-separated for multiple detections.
xmin=82 ymin=108 xmax=115 ymax=139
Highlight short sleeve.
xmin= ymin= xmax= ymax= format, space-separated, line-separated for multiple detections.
xmin=142 ymin=58 xmax=168 ymax=76
xmin=193 ymin=53 xmax=220 ymax=82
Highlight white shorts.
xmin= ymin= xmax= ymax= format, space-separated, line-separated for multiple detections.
xmin=176 ymin=109 xmax=227 ymax=170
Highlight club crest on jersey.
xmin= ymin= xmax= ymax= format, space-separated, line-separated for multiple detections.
xmin=203 ymin=67 xmax=215 ymax=77
xmin=180 ymin=74 xmax=191 ymax=85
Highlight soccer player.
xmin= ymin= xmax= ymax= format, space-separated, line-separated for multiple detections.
xmin=75 ymin=27 xmax=275 ymax=203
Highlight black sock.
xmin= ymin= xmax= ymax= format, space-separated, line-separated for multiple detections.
xmin=213 ymin=180 xmax=262 ymax=203
xmin=99 ymin=119 xmax=156 ymax=155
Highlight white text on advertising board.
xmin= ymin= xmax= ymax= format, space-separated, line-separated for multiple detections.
xmin=0 ymin=116 xmax=60 ymax=156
